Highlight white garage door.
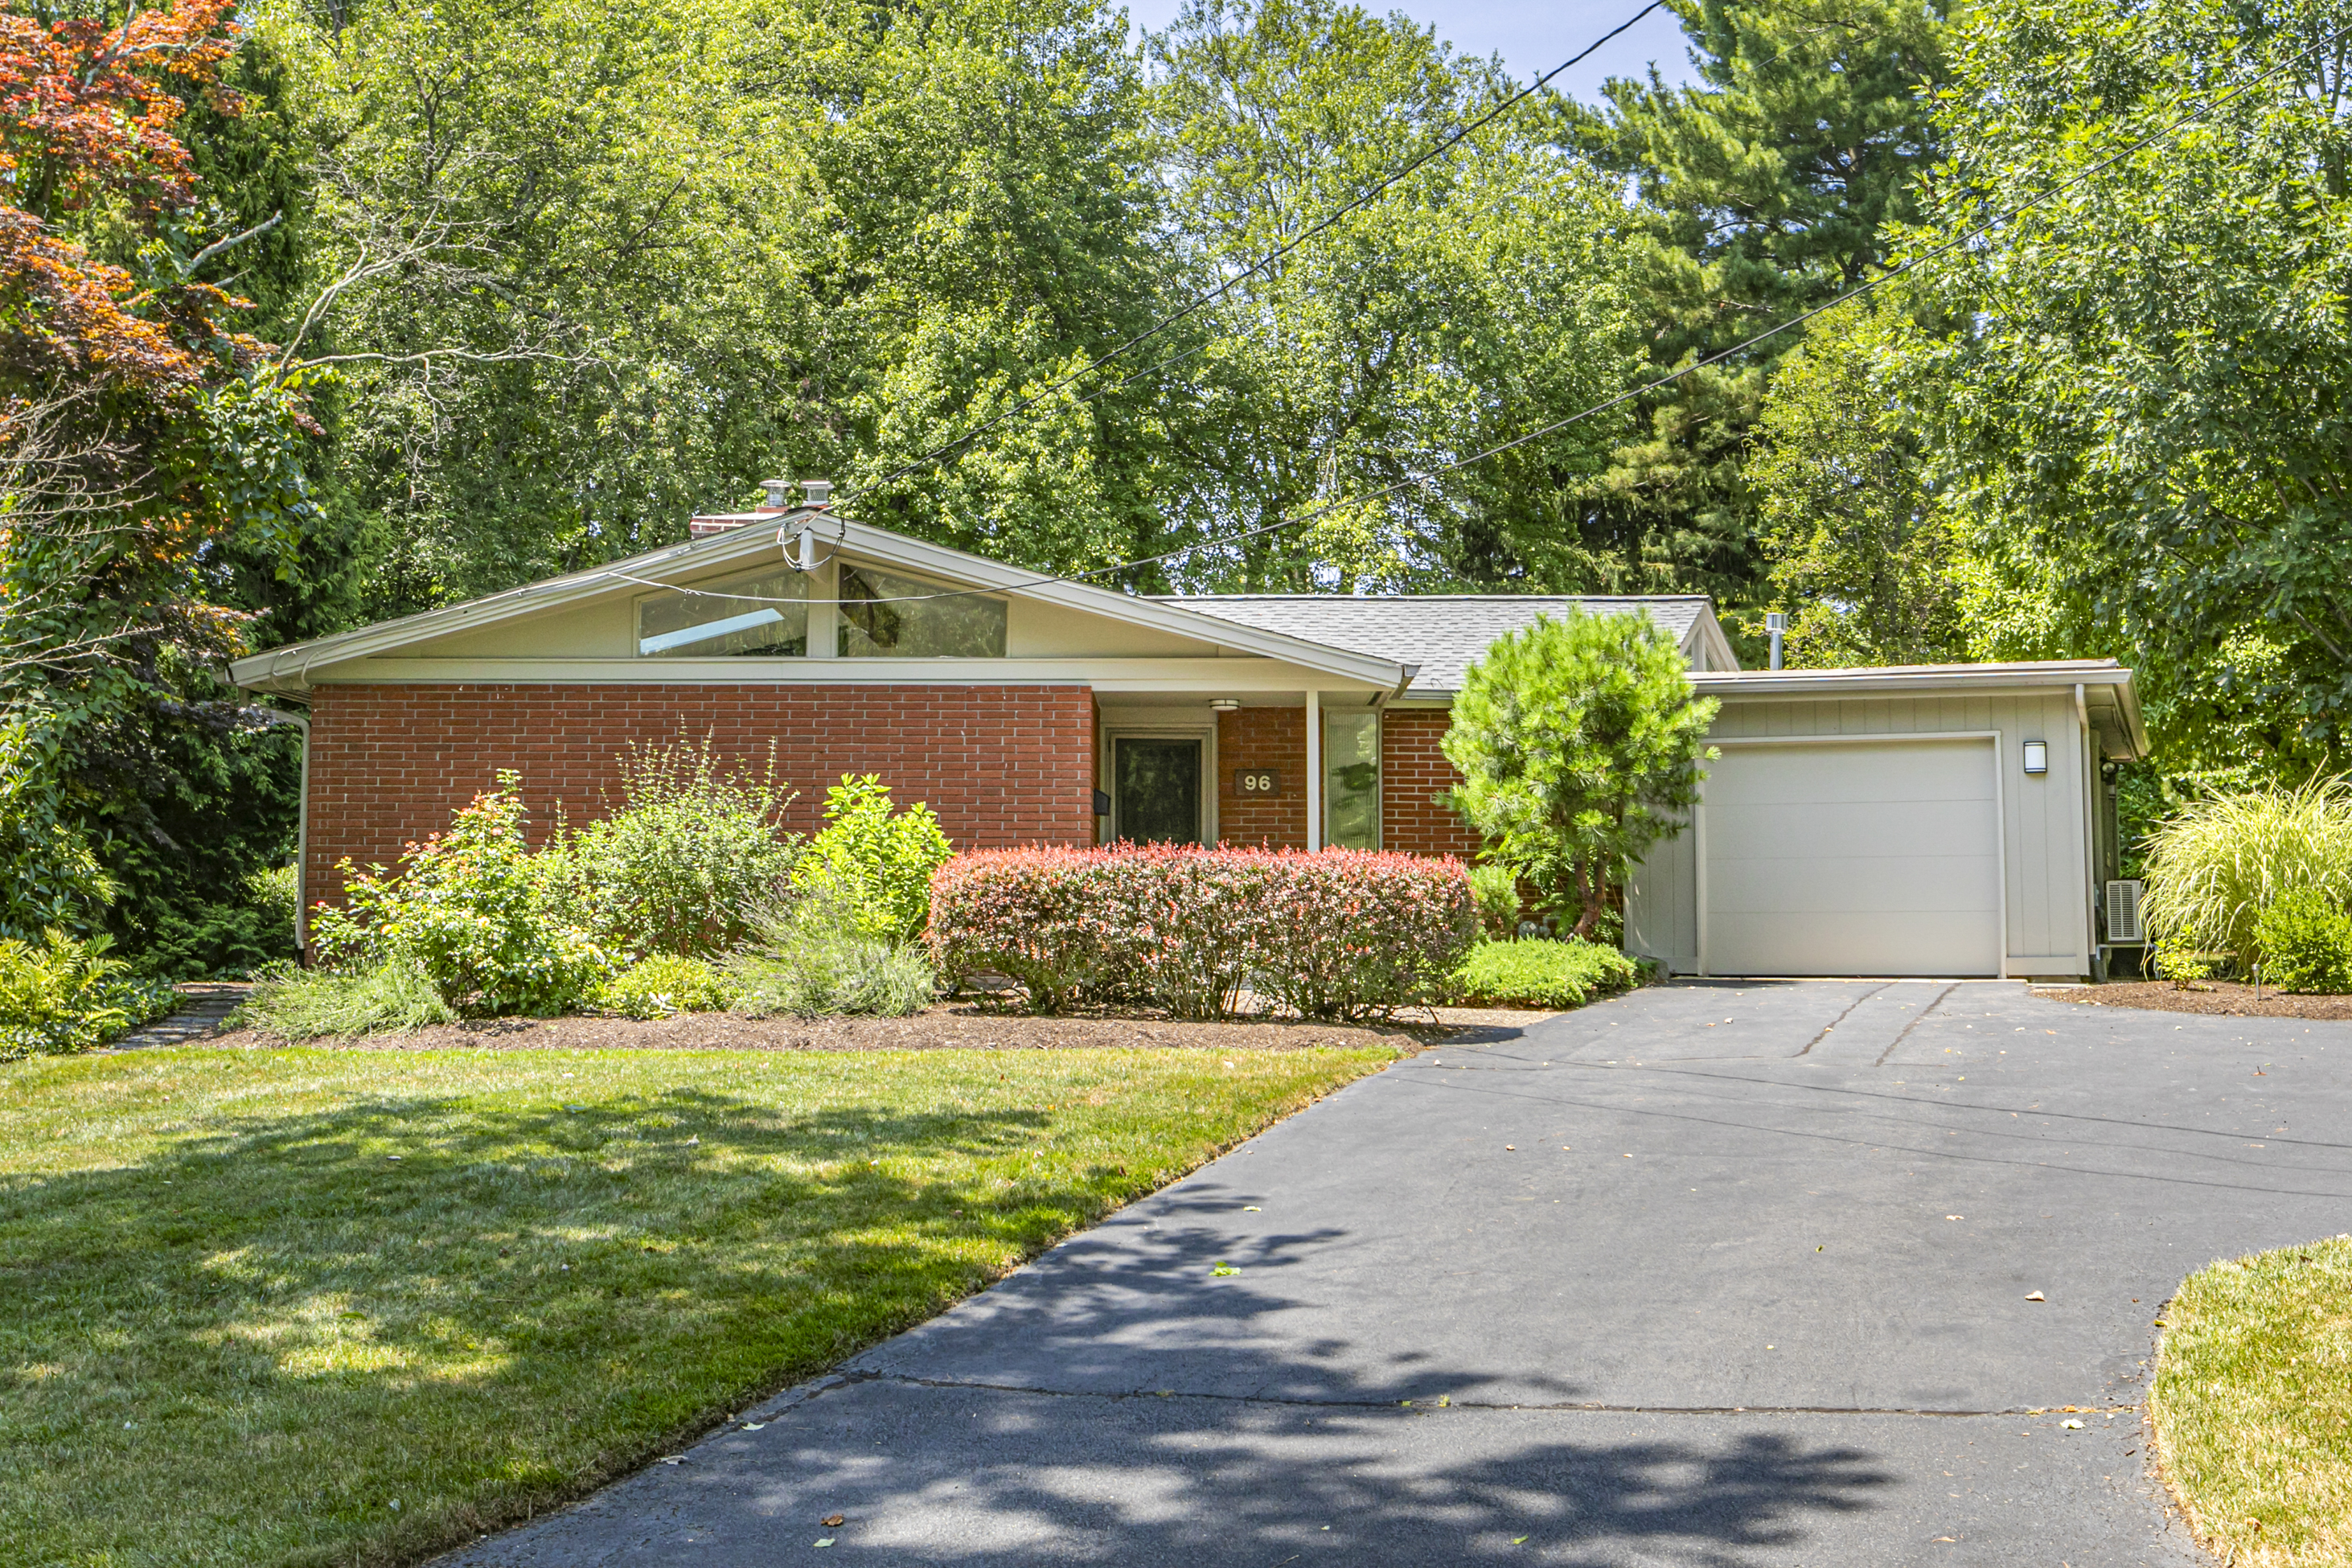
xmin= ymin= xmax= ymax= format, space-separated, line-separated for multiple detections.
xmin=1702 ymin=739 xmax=2001 ymax=977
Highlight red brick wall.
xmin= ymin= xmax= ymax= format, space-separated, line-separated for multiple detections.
xmin=1215 ymin=707 xmax=1307 ymax=848
xmin=1381 ymin=707 xmax=1480 ymax=857
xmin=305 ymin=683 xmax=1097 ymax=907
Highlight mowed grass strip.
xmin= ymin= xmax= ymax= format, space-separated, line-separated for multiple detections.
xmin=0 ymin=1043 xmax=1392 ymax=1568
xmin=2150 ymin=1235 xmax=2352 ymax=1567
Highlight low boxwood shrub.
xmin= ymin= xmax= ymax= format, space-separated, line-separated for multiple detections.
xmin=597 ymin=954 xmax=741 ymax=1018
xmin=929 ymin=846 xmax=1476 ymax=1021
xmin=0 ymin=930 xmax=176 ymax=1057
xmin=2253 ymin=888 xmax=2352 ymax=994
xmin=1450 ymin=937 xmax=1639 ymax=1009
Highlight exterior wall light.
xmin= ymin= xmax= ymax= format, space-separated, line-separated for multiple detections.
xmin=1208 ymin=698 xmax=1242 ymax=712
xmin=2022 ymin=739 xmax=2049 ymax=774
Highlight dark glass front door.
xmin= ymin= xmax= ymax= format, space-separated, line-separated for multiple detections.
xmin=1114 ymin=738 xmax=1201 ymax=844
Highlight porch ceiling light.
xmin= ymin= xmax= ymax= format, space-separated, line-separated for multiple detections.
xmin=1208 ymin=697 xmax=1242 ymax=712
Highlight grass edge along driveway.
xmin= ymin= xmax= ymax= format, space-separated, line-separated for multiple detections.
xmin=0 ymin=1042 xmax=1395 ymax=1568
xmin=2150 ymin=1233 xmax=2352 ymax=1568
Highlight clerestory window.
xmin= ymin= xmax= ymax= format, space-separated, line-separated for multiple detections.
xmin=838 ymin=564 xmax=1007 ymax=657
xmin=636 ymin=568 xmax=808 ymax=657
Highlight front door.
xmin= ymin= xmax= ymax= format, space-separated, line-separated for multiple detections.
xmin=1114 ymin=737 xmax=1201 ymax=844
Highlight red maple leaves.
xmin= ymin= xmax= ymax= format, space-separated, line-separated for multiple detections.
xmin=0 ymin=0 xmax=252 ymax=391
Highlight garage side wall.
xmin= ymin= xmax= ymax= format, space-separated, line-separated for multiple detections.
xmin=1626 ymin=691 xmax=2093 ymax=978
xmin=306 ymin=683 xmax=1098 ymax=909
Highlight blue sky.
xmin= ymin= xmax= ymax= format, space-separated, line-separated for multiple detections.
xmin=1122 ymin=0 xmax=1702 ymax=105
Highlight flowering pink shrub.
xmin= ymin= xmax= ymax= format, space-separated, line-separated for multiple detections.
xmin=929 ymin=846 xmax=1476 ymax=1020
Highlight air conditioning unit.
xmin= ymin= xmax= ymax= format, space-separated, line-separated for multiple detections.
xmin=2105 ymin=880 xmax=2145 ymax=944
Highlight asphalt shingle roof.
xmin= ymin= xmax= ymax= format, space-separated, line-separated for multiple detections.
xmin=1156 ymin=595 xmax=1713 ymax=695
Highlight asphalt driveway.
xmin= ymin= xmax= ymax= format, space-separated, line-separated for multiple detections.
xmin=443 ymin=980 xmax=2352 ymax=1566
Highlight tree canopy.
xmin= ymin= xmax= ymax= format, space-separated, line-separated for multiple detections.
xmin=3 ymin=0 xmax=2346 ymax=971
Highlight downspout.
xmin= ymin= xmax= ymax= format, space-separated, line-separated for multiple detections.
xmin=2075 ymin=683 xmax=2094 ymax=975
xmin=269 ymin=708 xmax=311 ymax=959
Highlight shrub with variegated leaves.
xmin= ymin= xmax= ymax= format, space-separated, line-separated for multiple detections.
xmin=928 ymin=846 xmax=1476 ymax=1021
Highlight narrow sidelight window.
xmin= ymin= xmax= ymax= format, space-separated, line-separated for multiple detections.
xmin=1324 ymin=711 xmax=1380 ymax=850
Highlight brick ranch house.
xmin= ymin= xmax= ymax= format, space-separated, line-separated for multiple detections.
xmin=232 ymin=490 xmax=2149 ymax=980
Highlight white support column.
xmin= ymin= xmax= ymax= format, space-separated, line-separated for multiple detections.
xmin=1304 ymin=689 xmax=1321 ymax=852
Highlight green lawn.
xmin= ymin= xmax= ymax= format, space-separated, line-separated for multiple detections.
xmin=2150 ymin=1236 xmax=2352 ymax=1568
xmin=0 ymin=1043 xmax=1394 ymax=1567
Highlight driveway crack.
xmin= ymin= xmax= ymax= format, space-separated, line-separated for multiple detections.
xmin=1876 ymin=983 xmax=1960 ymax=1067
xmin=1796 ymin=983 xmax=1892 ymax=1057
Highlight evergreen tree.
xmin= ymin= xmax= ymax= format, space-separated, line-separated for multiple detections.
xmin=1570 ymin=0 xmax=1951 ymax=610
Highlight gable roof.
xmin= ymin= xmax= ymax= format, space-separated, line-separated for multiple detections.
xmin=228 ymin=510 xmax=1419 ymax=695
xmin=1157 ymin=594 xmax=1729 ymax=695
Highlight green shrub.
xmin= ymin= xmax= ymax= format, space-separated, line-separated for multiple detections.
xmin=729 ymin=899 xmax=934 ymax=1018
xmin=597 ymin=954 xmax=742 ymax=1018
xmin=927 ymin=846 xmax=1478 ymax=1020
xmin=2253 ymin=889 xmax=2352 ymax=994
xmin=790 ymin=776 xmax=951 ymax=942
xmin=1443 ymin=610 xmax=1718 ymax=938
xmin=236 ymin=959 xmax=457 ymax=1039
xmin=1466 ymin=863 xmax=1523 ymax=938
xmin=310 ymin=775 xmax=615 ymax=1016
xmin=1450 ymin=938 xmax=1640 ymax=1009
xmin=248 ymin=865 xmax=299 ymax=942
xmin=0 ymin=929 xmax=176 ymax=1057
xmin=574 ymin=736 xmax=799 ymax=959
xmin=2141 ymin=778 xmax=2352 ymax=972
xmin=2152 ymin=939 xmax=2219 ymax=988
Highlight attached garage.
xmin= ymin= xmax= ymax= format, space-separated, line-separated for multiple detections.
xmin=1699 ymin=737 xmax=2001 ymax=978
xmin=1626 ymin=663 xmax=2147 ymax=982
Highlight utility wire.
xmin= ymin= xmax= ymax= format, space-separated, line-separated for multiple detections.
xmin=831 ymin=0 xmax=1669 ymax=507
xmin=581 ymin=18 xmax=2340 ymax=616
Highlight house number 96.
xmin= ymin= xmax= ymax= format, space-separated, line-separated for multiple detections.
xmin=1234 ymin=768 xmax=1279 ymax=794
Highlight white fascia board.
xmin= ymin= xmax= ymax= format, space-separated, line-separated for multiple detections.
xmin=818 ymin=519 xmax=1407 ymax=687
xmin=228 ymin=519 xmax=794 ymax=690
xmin=1685 ymin=606 xmax=1742 ymax=672
xmin=230 ymin=511 xmax=1410 ymax=694
xmin=1693 ymin=659 xmax=2136 ymax=699
xmin=283 ymin=656 xmax=1395 ymax=694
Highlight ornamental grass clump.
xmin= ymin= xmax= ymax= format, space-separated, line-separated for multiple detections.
xmin=929 ymin=846 xmax=1476 ymax=1021
xmin=2141 ymin=778 xmax=2352 ymax=974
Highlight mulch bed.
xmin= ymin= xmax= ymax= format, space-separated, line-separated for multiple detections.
xmin=2034 ymin=979 xmax=2352 ymax=1020
xmin=202 ymin=1004 xmax=1558 ymax=1055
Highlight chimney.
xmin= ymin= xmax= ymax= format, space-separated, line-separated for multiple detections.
xmin=760 ymin=478 xmax=792 ymax=511
xmin=801 ymin=478 xmax=832 ymax=509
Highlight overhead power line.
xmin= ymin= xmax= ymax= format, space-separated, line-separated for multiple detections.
xmin=832 ymin=0 xmax=1670 ymax=507
xmin=596 ymin=17 xmax=2339 ymax=614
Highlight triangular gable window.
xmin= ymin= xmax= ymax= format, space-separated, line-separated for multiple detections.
xmin=839 ymin=564 xmax=1006 ymax=657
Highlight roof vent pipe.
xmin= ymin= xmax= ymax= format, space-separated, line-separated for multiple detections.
xmin=801 ymin=478 xmax=832 ymax=509
xmin=1765 ymin=611 xmax=1787 ymax=671
xmin=760 ymin=478 xmax=791 ymax=510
